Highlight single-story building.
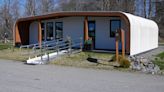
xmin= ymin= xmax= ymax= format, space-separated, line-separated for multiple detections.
xmin=13 ymin=11 xmax=158 ymax=56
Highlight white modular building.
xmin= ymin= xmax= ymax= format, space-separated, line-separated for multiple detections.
xmin=14 ymin=11 xmax=158 ymax=55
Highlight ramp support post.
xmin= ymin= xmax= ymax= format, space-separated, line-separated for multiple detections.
xmin=121 ymin=29 xmax=125 ymax=58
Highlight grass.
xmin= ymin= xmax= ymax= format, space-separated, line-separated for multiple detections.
xmin=0 ymin=43 xmax=130 ymax=71
xmin=0 ymin=43 xmax=12 ymax=50
xmin=0 ymin=42 xmax=30 ymax=61
xmin=153 ymin=52 xmax=164 ymax=70
xmin=156 ymin=52 xmax=164 ymax=60
xmin=0 ymin=43 xmax=131 ymax=71
xmin=0 ymin=48 xmax=30 ymax=61
xmin=50 ymin=51 xmax=120 ymax=70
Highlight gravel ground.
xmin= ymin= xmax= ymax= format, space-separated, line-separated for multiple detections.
xmin=0 ymin=59 xmax=164 ymax=92
xmin=136 ymin=46 xmax=164 ymax=59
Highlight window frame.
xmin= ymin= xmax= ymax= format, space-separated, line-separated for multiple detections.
xmin=41 ymin=22 xmax=45 ymax=41
xmin=46 ymin=22 xmax=54 ymax=41
xmin=55 ymin=22 xmax=63 ymax=40
xmin=88 ymin=21 xmax=96 ymax=37
xmin=110 ymin=19 xmax=121 ymax=38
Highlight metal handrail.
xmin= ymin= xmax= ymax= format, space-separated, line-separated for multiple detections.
xmin=23 ymin=37 xmax=82 ymax=63
xmin=20 ymin=38 xmax=63 ymax=49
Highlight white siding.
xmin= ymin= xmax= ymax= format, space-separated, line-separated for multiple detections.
xmin=29 ymin=21 xmax=38 ymax=44
xmin=31 ymin=17 xmax=127 ymax=49
xmin=123 ymin=13 xmax=159 ymax=55
xmin=62 ymin=17 xmax=84 ymax=41
xmin=42 ymin=17 xmax=84 ymax=47
xmin=88 ymin=17 xmax=127 ymax=50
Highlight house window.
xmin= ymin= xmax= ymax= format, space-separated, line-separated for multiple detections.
xmin=46 ymin=22 xmax=54 ymax=41
xmin=110 ymin=20 xmax=121 ymax=37
xmin=55 ymin=22 xmax=63 ymax=40
xmin=88 ymin=21 xmax=95 ymax=37
xmin=41 ymin=23 xmax=45 ymax=41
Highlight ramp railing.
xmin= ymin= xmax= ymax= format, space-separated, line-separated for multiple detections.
xmin=20 ymin=37 xmax=83 ymax=63
xmin=39 ymin=37 xmax=83 ymax=62
xmin=19 ymin=38 xmax=63 ymax=56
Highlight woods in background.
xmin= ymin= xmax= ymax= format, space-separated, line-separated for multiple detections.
xmin=0 ymin=0 xmax=163 ymax=40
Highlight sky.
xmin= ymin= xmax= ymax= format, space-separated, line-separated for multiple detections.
xmin=0 ymin=0 xmax=156 ymax=18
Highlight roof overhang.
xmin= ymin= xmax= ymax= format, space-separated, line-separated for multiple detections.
xmin=17 ymin=11 xmax=129 ymax=22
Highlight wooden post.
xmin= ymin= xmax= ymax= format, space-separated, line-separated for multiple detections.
xmin=115 ymin=30 xmax=119 ymax=62
xmin=38 ymin=20 xmax=42 ymax=48
xmin=84 ymin=17 xmax=89 ymax=41
xmin=15 ymin=23 xmax=21 ymax=45
xmin=121 ymin=29 xmax=125 ymax=58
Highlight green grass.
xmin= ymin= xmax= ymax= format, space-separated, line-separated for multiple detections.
xmin=0 ymin=47 xmax=30 ymax=62
xmin=153 ymin=52 xmax=164 ymax=70
xmin=154 ymin=60 xmax=164 ymax=70
xmin=156 ymin=52 xmax=164 ymax=60
xmin=50 ymin=51 xmax=118 ymax=70
xmin=0 ymin=44 xmax=130 ymax=71
xmin=0 ymin=43 xmax=12 ymax=50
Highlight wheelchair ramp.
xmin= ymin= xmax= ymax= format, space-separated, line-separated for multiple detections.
xmin=26 ymin=50 xmax=68 ymax=65
xmin=19 ymin=37 xmax=83 ymax=65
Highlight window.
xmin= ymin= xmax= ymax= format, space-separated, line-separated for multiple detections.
xmin=46 ymin=22 xmax=54 ymax=41
xmin=110 ymin=20 xmax=121 ymax=37
xmin=88 ymin=21 xmax=96 ymax=49
xmin=55 ymin=22 xmax=63 ymax=40
xmin=88 ymin=21 xmax=95 ymax=37
xmin=41 ymin=23 xmax=45 ymax=41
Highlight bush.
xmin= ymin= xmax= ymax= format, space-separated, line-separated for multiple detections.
xmin=84 ymin=39 xmax=93 ymax=50
xmin=111 ymin=55 xmax=130 ymax=68
xmin=119 ymin=58 xmax=130 ymax=68
xmin=110 ymin=55 xmax=122 ymax=61
xmin=156 ymin=52 xmax=164 ymax=60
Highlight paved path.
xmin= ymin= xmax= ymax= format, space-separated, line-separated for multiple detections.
xmin=0 ymin=59 xmax=164 ymax=92
xmin=136 ymin=46 xmax=164 ymax=59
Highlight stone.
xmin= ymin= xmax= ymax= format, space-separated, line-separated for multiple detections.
xmin=153 ymin=65 xmax=160 ymax=73
xmin=128 ymin=55 xmax=161 ymax=74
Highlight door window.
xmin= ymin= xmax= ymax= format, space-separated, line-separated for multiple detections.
xmin=88 ymin=21 xmax=95 ymax=37
xmin=110 ymin=20 xmax=121 ymax=37
xmin=88 ymin=21 xmax=95 ymax=49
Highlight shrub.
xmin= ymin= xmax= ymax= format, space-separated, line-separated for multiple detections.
xmin=110 ymin=55 xmax=122 ymax=61
xmin=156 ymin=52 xmax=164 ymax=60
xmin=119 ymin=58 xmax=130 ymax=68
xmin=111 ymin=55 xmax=130 ymax=68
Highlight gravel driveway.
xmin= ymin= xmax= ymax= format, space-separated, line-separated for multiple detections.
xmin=136 ymin=46 xmax=164 ymax=59
xmin=0 ymin=59 xmax=164 ymax=92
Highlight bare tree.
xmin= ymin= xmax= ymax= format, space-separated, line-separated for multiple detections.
xmin=155 ymin=0 xmax=164 ymax=37
xmin=11 ymin=0 xmax=20 ymax=21
xmin=58 ymin=0 xmax=77 ymax=11
xmin=122 ymin=0 xmax=135 ymax=13
xmin=38 ymin=0 xmax=55 ymax=14
xmin=0 ymin=0 xmax=12 ymax=38
xmin=148 ymin=0 xmax=152 ymax=18
xmin=0 ymin=0 xmax=21 ymax=40
xmin=25 ymin=0 xmax=37 ymax=16
xmin=143 ymin=0 xmax=147 ymax=18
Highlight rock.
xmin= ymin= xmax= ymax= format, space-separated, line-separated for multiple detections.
xmin=153 ymin=65 xmax=160 ymax=73
xmin=128 ymin=56 xmax=161 ymax=74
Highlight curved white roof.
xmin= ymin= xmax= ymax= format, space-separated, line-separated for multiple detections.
xmin=123 ymin=13 xmax=158 ymax=55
